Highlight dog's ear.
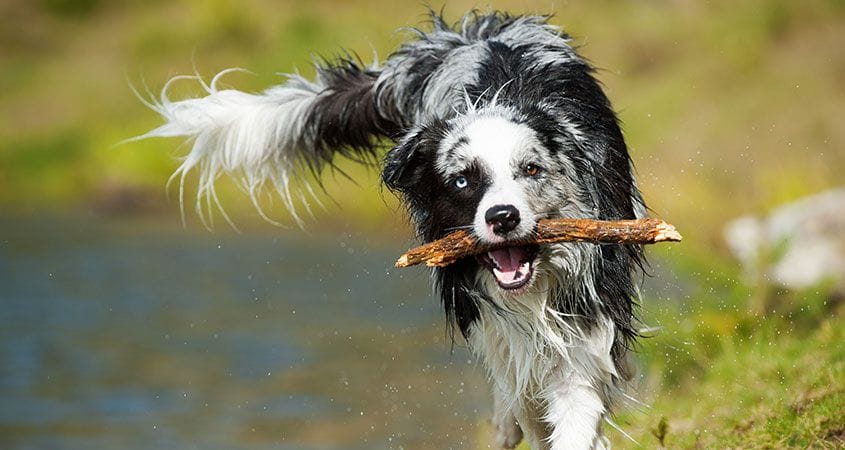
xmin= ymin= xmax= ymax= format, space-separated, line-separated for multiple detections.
xmin=382 ymin=121 xmax=446 ymax=193
xmin=383 ymin=132 xmax=421 ymax=192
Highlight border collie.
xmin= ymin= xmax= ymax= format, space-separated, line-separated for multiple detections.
xmin=137 ymin=11 xmax=645 ymax=450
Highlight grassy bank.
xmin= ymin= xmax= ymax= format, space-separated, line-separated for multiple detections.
xmin=612 ymin=288 xmax=844 ymax=448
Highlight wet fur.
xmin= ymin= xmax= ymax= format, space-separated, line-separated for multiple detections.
xmin=140 ymin=11 xmax=645 ymax=450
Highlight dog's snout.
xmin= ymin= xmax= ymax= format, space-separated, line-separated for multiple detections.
xmin=485 ymin=204 xmax=520 ymax=235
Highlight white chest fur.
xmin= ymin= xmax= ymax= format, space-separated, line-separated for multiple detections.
xmin=467 ymin=286 xmax=620 ymax=450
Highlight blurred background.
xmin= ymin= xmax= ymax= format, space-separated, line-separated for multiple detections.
xmin=1 ymin=0 xmax=843 ymax=448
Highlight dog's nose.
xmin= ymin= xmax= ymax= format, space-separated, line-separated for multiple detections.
xmin=485 ymin=204 xmax=520 ymax=236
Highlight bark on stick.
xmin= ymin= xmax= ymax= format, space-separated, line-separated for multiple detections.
xmin=395 ymin=218 xmax=681 ymax=268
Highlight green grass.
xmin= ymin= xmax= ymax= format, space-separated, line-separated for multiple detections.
xmin=610 ymin=288 xmax=845 ymax=449
xmin=647 ymin=326 xmax=844 ymax=448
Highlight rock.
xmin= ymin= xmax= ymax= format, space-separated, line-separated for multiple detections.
xmin=724 ymin=188 xmax=845 ymax=290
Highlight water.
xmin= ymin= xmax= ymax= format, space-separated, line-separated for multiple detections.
xmin=0 ymin=213 xmax=689 ymax=449
xmin=0 ymin=215 xmax=488 ymax=449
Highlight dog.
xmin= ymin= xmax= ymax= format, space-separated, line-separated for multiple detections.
xmin=137 ymin=11 xmax=646 ymax=450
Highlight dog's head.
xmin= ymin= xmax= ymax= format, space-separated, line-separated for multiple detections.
xmin=384 ymin=99 xmax=644 ymax=292
xmin=385 ymin=104 xmax=597 ymax=294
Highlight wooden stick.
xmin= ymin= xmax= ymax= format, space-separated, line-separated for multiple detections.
xmin=395 ymin=218 xmax=681 ymax=268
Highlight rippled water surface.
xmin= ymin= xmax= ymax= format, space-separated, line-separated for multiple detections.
xmin=0 ymin=215 xmax=489 ymax=449
xmin=0 ymin=214 xmax=684 ymax=449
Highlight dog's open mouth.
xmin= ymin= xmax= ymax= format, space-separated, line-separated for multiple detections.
xmin=477 ymin=244 xmax=540 ymax=291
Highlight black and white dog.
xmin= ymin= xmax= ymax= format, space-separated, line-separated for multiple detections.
xmin=139 ymin=11 xmax=645 ymax=450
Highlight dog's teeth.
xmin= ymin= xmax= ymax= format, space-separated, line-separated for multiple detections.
xmin=488 ymin=252 xmax=501 ymax=270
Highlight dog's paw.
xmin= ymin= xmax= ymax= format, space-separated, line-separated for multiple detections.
xmin=493 ymin=415 xmax=523 ymax=449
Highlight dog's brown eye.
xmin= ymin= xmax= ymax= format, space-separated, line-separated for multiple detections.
xmin=524 ymin=164 xmax=541 ymax=177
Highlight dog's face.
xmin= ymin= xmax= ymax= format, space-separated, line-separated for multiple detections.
xmin=385 ymin=106 xmax=598 ymax=295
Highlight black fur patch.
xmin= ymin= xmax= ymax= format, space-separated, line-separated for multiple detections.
xmin=383 ymin=120 xmax=493 ymax=340
xmin=305 ymin=56 xmax=401 ymax=176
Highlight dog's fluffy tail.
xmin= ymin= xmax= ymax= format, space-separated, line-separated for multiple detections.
xmin=134 ymin=58 xmax=398 ymax=227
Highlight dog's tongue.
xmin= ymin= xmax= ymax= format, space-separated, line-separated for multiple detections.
xmin=489 ymin=247 xmax=530 ymax=285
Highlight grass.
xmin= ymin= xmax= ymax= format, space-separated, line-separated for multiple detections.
xmin=614 ymin=243 xmax=845 ymax=448
xmin=610 ymin=288 xmax=845 ymax=449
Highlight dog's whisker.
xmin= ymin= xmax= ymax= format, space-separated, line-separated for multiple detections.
xmin=443 ymin=224 xmax=475 ymax=233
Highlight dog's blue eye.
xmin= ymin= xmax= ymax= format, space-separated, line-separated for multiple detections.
xmin=454 ymin=176 xmax=468 ymax=189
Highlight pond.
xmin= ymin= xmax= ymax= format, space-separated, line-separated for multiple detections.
xmin=0 ymin=214 xmax=681 ymax=449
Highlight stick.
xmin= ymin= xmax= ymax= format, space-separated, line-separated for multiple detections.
xmin=395 ymin=218 xmax=681 ymax=268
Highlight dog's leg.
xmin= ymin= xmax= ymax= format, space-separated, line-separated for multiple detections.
xmin=492 ymin=385 xmax=523 ymax=449
xmin=512 ymin=398 xmax=554 ymax=450
xmin=542 ymin=373 xmax=606 ymax=450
